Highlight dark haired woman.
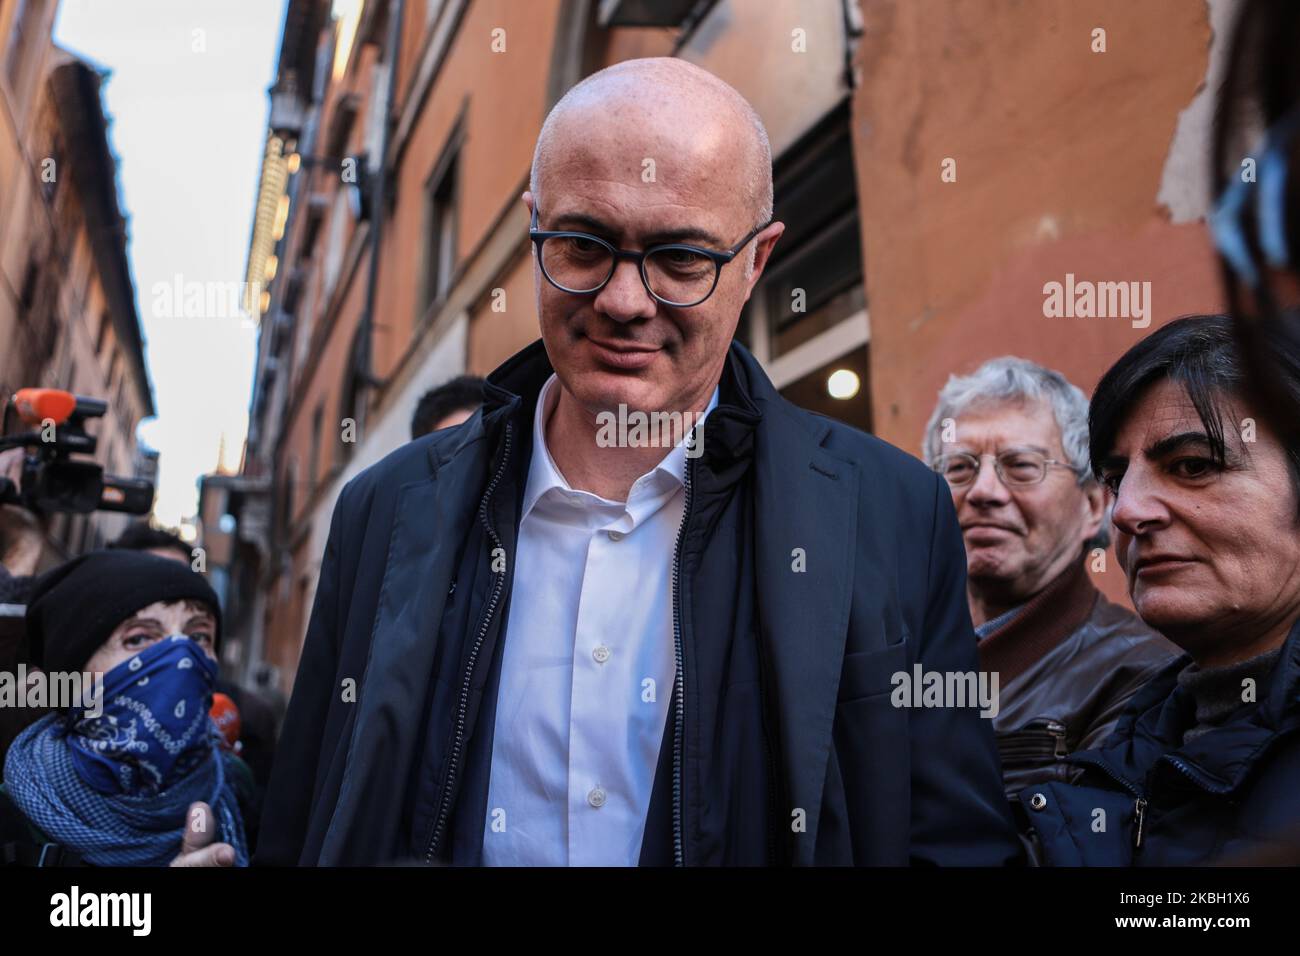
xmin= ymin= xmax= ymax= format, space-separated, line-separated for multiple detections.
xmin=1019 ymin=314 xmax=1300 ymax=865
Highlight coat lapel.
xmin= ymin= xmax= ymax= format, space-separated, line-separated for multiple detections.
xmin=752 ymin=403 xmax=859 ymax=864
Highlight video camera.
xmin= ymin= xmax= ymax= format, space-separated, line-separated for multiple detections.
xmin=0 ymin=388 xmax=154 ymax=515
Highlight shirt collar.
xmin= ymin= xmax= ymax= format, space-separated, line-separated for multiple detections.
xmin=521 ymin=374 xmax=719 ymax=521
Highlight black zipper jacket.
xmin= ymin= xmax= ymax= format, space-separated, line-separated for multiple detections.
xmin=256 ymin=340 xmax=1020 ymax=866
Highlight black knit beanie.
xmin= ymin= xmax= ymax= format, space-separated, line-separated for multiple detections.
xmin=25 ymin=549 xmax=222 ymax=674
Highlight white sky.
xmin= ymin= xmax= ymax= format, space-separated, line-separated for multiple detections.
xmin=54 ymin=0 xmax=285 ymax=528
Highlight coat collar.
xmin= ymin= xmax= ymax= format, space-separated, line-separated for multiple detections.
xmin=475 ymin=337 xmax=785 ymax=457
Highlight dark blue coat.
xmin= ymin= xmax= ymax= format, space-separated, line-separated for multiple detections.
xmin=1019 ymin=619 xmax=1300 ymax=865
xmin=257 ymin=340 xmax=1020 ymax=866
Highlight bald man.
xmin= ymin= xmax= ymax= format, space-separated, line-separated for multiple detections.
xmin=259 ymin=58 xmax=1019 ymax=866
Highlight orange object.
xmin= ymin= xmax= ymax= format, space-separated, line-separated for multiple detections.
xmin=12 ymin=388 xmax=77 ymax=426
xmin=210 ymin=692 xmax=242 ymax=751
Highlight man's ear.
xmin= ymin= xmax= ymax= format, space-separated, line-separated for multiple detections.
xmin=743 ymin=222 xmax=785 ymax=301
xmin=522 ymin=190 xmax=535 ymax=215
xmin=1082 ymin=479 xmax=1106 ymax=541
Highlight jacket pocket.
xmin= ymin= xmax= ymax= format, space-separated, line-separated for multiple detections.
xmin=998 ymin=720 xmax=1073 ymax=794
xmin=838 ymin=642 xmax=910 ymax=703
xmin=1017 ymin=782 xmax=1136 ymax=866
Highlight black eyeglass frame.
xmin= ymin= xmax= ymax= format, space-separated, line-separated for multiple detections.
xmin=528 ymin=206 xmax=771 ymax=307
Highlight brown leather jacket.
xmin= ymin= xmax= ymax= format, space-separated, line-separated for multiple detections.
xmin=977 ymin=560 xmax=1180 ymax=796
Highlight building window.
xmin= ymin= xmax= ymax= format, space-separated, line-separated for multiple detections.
xmin=738 ymin=103 xmax=870 ymax=431
xmin=421 ymin=144 xmax=459 ymax=315
xmin=741 ymin=105 xmax=862 ymax=360
xmin=321 ymin=189 xmax=351 ymax=301
xmin=281 ymin=273 xmax=303 ymax=319
xmin=763 ymin=209 xmax=864 ymax=357
xmin=299 ymin=196 xmax=328 ymax=261
xmin=325 ymin=93 xmax=359 ymax=163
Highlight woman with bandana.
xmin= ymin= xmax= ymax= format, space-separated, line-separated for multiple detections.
xmin=0 ymin=550 xmax=248 ymax=866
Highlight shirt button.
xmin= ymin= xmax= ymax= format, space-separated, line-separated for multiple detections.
xmin=592 ymin=645 xmax=611 ymax=664
xmin=607 ymin=530 xmax=624 ymax=541
xmin=587 ymin=786 xmax=606 ymax=808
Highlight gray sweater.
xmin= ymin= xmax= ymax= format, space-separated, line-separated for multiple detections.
xmin=1177 ymin=645 xmax=1284 ymax=742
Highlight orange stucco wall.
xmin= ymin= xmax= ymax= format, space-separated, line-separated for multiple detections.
xmin=851 ymin=0 xmax=1225 ymax=603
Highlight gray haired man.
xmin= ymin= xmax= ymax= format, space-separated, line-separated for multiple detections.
xmin=924 ymin=357 xmax=1176 ymax=795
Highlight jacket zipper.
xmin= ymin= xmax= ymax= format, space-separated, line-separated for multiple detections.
xmin=1065 ymin=750 xmax=1141 ymax=795
xmin=1161 ymin=714 xmax=1300 ymax=796
xmin=1043 ymin=719 xmax=1069 ymax=757
xmin=1163 ymin=755 xmax=1232 ymax=794
xmin=424 ymin=421 xmax=514 ymax=863
xmin=1064 ymin=751 xmax=1149 ymax=852
xmin=759 ymin=642 xmax=780 ymax=866
xmin=1067 ymin=719 xmax=1300 ymax=856
xmin=1069 ymin=751 xmax=1231 ymax=851
xmin=1128 ymin=760 xmax=1225 ymax=853
xmin=669 ymin=452 xmax=695 ymax=867
xmin=1138 ymin=728 xmax=1300 ymax=849
xmin=997 ymin=719 xmax=1068 ymax=761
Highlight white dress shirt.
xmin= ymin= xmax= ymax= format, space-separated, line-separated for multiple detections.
xmin=481 ymin=374 xmax=718 ymax=866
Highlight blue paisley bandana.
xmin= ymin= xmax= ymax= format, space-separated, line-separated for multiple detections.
xmin=66 ymin=635 xmax=219 ymax=796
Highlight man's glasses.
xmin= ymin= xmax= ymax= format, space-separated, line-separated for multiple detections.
xmin=931 ymin=450 xmax=1078 ymax=488
xmin=529 ymin=207 xmax=770 ymax=307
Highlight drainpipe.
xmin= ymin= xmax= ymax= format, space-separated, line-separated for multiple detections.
xmin=358 ymin=0 xmax=405 ymax=408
